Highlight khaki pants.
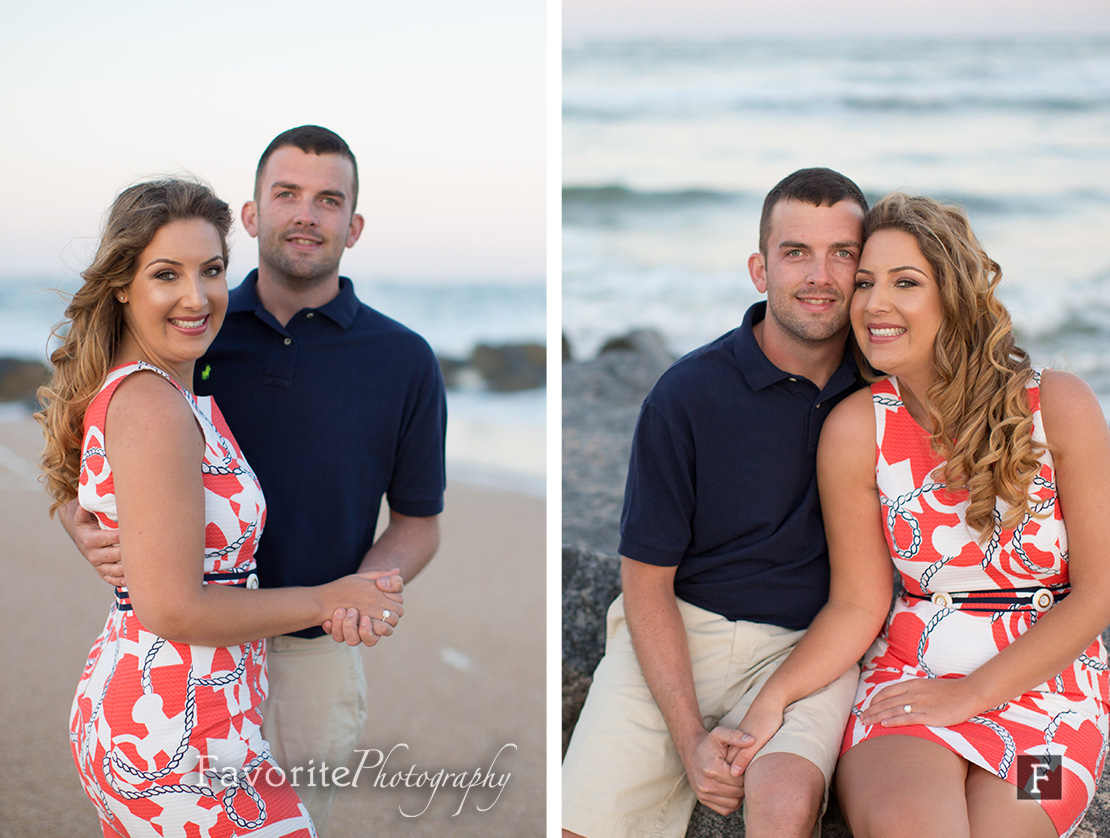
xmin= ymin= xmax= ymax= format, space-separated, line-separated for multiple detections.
xmin=563 ymin=594 xmax=859 ymax=838
xmin=261 ymin=635 xmax=368 ymax=838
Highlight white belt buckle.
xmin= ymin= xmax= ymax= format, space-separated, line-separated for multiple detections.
xmin=1032 ymin=588 xmax=1054 ymax=612
xmin=930 ymin=591 xmax=953 ymax=609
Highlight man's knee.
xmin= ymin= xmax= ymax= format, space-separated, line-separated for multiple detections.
xmin=744 ymin=753 xmax=825 ymax=836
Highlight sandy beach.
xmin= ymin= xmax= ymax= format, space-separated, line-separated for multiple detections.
xmin=0 ymin=417 xmax=545 ymax=837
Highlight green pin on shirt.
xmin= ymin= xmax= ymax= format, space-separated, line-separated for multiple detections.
xmin=201 ymin=364 xmax=211 ymax=381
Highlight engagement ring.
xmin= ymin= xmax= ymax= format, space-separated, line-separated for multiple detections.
xmin=903 ymin=704 xmax=913 ymax=715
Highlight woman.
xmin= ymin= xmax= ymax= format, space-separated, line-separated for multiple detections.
xmin=734 ymin=194 xmax=1110 ymax=837
xmin=38 ymin=179 xmax=402 ymax=837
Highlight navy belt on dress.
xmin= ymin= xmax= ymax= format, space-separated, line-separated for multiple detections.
xmin=904 ymin=584 xmax=1069 ymax=613
xmin=114 ymin=568 xmax=259 ymax=611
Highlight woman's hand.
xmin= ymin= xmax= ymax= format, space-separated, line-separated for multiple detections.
xmin=860 ymin=676 xmax=980 ymax=729
xmin=726 ymin=695 xmax=785 ymax=778
xmin=320 ymin=569 xmax=405 ymax=647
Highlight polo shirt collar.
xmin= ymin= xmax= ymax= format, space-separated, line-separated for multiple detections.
xmin=734 ymin=301 xmax=858 ymax=396
xmin=735 ymin=302 xmax=788 ymax=391
xmin=227 ymin=269 xmax=360 ymax=330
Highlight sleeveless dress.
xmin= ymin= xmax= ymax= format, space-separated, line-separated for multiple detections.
xmin=840 ymin=372 xmax=1109 ymax=837
xmin=70 ymin=362 xmax=315 ymax=838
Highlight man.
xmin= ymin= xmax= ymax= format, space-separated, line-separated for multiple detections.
xmin=69 ymin=126 xmax=447 ymax=835
xmin=562 ymin=168 xmax=868 ymax=838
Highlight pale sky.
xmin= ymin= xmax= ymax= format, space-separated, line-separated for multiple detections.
xmin=0 ymin=0 xmax=545 ymax=284
xmin=564 ymin=0 xmax=1110 ymax=38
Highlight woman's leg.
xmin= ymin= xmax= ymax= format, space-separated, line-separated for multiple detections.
xmin=964 ymin=764 xmax=1057 ymax=838
xmin=836 ymin=736 xmax=971 ymax=838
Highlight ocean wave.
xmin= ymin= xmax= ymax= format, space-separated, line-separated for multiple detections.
xmin=564 ymin=35 xmax=1110 ymax=84
xmin=564 ymin=91 xmax=1110 ymax=122
xmin=564 ymin=35 xmax=1110 ymax=122
xmin=564 ymin=184 xmax=743 ymax=208
xmin=1012 ymin=272 xmax=1110 ymax=340
xmin=0 ymin=275 xmax=546 ymax=366
xmin=843 ymin=94 xmax=1106 ymax=114
xmin=563 ymin=184 xmax=749 ymax=226
xmin=564 ymin=34 xmax=1110 ymax=61
xmin=563 ymin=183 xmax=1110 ymax=222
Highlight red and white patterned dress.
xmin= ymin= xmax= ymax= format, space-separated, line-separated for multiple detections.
xmin=841 ymin=371 xmax=1110 ymax=837
xmin=71 ymin=362 xmax=315 ymax=838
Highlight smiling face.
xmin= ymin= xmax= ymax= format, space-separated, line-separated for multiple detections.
xmin=242 ymin=146 xmax=364 ymax=290
xmin=118 ymin=218 xmax=228 ymax=384
xmin=851 ymin=227 xmax=945 ymax=386
xmin=750 ymin=198 xmax=864 ymax=350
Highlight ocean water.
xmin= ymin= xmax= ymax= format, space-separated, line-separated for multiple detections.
xmin=564 ymin=35 xmax=1110 ymax=412
xmin=0 ymin=273 xmax=546 ymax=492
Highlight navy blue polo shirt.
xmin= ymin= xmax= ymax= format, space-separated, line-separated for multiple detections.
xmin=618 ymin=302 xmax=861 ymax=630
xmin=197 ymin=271 xmax=446 ymax=637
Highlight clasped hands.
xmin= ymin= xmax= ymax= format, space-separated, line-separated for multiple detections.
xmin=321 ymin=568 xmax=405 ymax=648
xmin=680 ymin=725 xmax=755 ymax=816
xmin=698 ymin=676 xmax=978 ymax=815
xmin=74 ymin=505 xmax=404 ymax=648
xmin=681 ymin=698 xmax=784 ymax=816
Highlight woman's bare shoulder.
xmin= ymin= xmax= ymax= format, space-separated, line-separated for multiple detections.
xmin=823 ymin=387 xmax=876 ymax=443
xmin=1038 ymin=369 xmax=1109 ymax=452
xmin=105 ymin=370 xmax=199 ymax=448
xmin=819 ymin=386 xmax=878 ymax=476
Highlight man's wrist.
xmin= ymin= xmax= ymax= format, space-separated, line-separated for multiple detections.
xmin=671 ymin=716 xmax=711 ymax=763
xmin=60 ymin=498 xmax=79 ymax=542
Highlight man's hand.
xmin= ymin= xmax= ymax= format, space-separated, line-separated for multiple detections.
xmin=63 ymin=499 xmax=124 ymax=586
xmin=321 ymin=570 xmax=404 ymax=646
xmin=320 ymin=510 xmax=435 ymax=647
xmin=679 ymin=726 xmax=754 ymax=816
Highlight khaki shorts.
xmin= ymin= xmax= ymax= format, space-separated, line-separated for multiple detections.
xmin=262 ymin=635 xmax=368 ymax=838
xmin=562 ymin=594 xmax=859 ymax=838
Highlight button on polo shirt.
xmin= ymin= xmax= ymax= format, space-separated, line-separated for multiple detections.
xmin=197 ymin=271 xmax=447 ymax=637
xmin=618 ymin=302 xmax=861 ymax=629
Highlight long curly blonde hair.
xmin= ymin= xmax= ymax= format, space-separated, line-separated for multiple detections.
xmin=854 ymin=193 xmax=1046 ymax=540
xmin=36 ymin=179 xmax=231 ymax=516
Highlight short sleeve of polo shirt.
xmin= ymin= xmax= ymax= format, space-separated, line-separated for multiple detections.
xmin=386 ymin=337 xmax=447 ymax=518
xmin=618 ymin=391 xmax=695 ymax=566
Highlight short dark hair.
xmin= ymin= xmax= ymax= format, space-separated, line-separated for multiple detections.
xmin=759 ymin=168 xmax=867 ymax=254
xmin=254 ymin=125 xmax=359 ymax=210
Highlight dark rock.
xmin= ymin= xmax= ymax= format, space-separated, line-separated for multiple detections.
xmin=0 ymin=357 xmax=50 ymax=408
xmin=562 ymin=335 xmax=674 ymax=553
xmin=599 ymin=328 xmax=675 ymax=372
xmin=561 ymin=546 xmax=622 ymax=753
xmin=562 ymin=337 xmax=670 ymax=752
xmin=436 ymin=355 xmax=470 ymax=389
xmin=470 ymin=342 xmax=546 ymax=392
xmin=685 ymin=794 xmax=852 ymax=837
